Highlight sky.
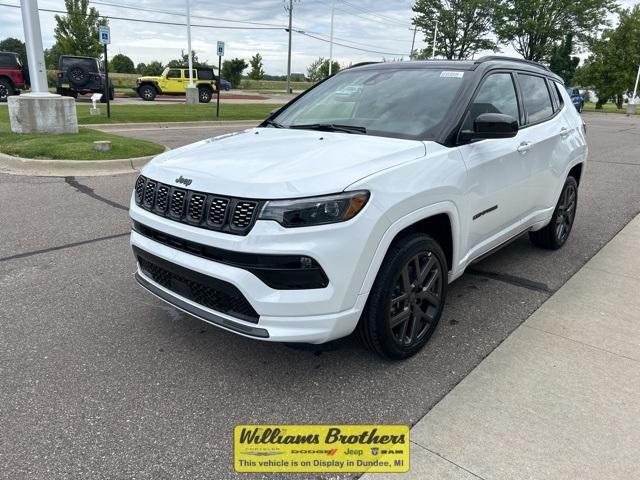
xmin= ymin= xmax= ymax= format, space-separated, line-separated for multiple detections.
xmin=1 ymin=0 xmax=637 ymax=75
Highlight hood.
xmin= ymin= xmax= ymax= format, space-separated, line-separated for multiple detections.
xmin=142 ymin=128 xmax=427 ymax=199
xmin=137 ymin=75 xmax=161 ymax=82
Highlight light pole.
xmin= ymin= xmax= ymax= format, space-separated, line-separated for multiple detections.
xmin=285 ymin=0 xmax=294 ymax=94
xmin=329 ymin=0 xmax=335 ymax=75
xmin=8 ymin=0 xmax=77 ymax=133
xmin=186 ymin=0 xmax=193 ymax=86
xmin=185 ymin=0 xmax=198 ymax=104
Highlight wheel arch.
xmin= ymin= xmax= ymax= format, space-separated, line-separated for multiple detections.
xmin=568 ymin=162 xmax=583 ymax=185
xmin=0 ymin=75 xmax=15 ymax=88
xmin=359 ymin=202 xmax=460 ymax=295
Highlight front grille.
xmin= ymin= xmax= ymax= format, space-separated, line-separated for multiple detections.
xmin=137 ymin=251 xmax=259 ymax=323
xmin=134 ymin=175 xmax=260 ymax=236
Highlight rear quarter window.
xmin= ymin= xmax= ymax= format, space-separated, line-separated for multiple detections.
xmin=0 ymin=54 xmax=17 ymax=68
xmin=61 ymin=57 xmax=99 ymax=71
xmin=518 ymin=74 xmax=554 ymax=124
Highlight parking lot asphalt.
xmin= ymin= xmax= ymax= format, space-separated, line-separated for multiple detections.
xmin=1 ymin=113 xmax=638 ymax=479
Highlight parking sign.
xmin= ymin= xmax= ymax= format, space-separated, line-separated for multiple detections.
xmin=217 ymin=41 xmax=225 ymax=57
xmin=99 ymin=26 xmax=111 ymax=45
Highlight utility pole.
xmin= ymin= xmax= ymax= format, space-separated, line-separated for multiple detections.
xmin=432 ymin=20 xmax=438 ymax=59
xmin=633 ymin=64 xmax=640 ymax=103
xmin=329 ymin=0 xmax=336 ymax=75
xmin=285 ymin=0 xmax=294 ymax=94
xmin=410 ymin=26 xmax=417 ymax=60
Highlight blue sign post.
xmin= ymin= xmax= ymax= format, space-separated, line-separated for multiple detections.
xmin=216 ymin=41 xmax=225 ymax=118
xmin=99 ymin=26 xmax=111 ymax=118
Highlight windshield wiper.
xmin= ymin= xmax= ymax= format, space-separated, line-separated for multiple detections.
xmin=264 ymin=119 xmax=286 ymax=128
xmin=288 ymin=123 xmax=367 ymax=135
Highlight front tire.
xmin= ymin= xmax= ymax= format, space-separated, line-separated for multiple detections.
xmin=358 ymin=234 xmax=447 ymax=360
xmin=529 ymin=176 xmax=578 ymax=250
xmin=139 ymin=84 xmax=157 ymax=101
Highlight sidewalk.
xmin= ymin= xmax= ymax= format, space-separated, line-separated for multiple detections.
xmin=365 ymin=214 xmax=640 ymax=480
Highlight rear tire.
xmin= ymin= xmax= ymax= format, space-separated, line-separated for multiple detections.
xmin=139 ymin=84 xmax=157 ymax=101
xmin=358 ymin=233 xmax=447 ymax=360
xmin=529 ymin=176 xmax=578 ymax=250
xmin=198 ymin=86 xmax=212 ymax=103
xmin=0 ymin=78 xmax=13 ymax=102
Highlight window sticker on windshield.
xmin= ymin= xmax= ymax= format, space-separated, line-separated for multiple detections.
xmin=440 ymin=71 xmax=464 ymax=78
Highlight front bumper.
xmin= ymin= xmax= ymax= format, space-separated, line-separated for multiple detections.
xmin=130 ymin=199 xmax=385 ymax=343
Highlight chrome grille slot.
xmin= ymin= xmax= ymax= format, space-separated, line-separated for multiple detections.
xmin=170 ymin=189 xmax=186 ymax=218
xmin=133 ymin=175 xmax=260 ymax=236
xmin=232 ymin=201 xmax=258 ymax=229
xmin=187 ymin=193 xmax=206 ymax=222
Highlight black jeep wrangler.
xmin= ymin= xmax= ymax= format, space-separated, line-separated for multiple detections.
xmin=56 ymin=55 xmax=114 ymax=102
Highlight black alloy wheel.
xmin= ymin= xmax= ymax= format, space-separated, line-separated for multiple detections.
xmin=358 ymin=233 xmax=448 ymax=360
xmin=388 ymin=251 xmax=444 ymax=347
xmin=529 ymin=176 xmax=578 ymax=249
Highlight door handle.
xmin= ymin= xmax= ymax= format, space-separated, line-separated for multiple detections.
xmin=560 ymin=127 xmax=571 ymax=138
xmin=516 ymin=141 xmax=533 ymax=154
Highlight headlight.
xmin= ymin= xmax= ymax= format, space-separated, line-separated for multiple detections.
xmin=259 ymin=191 xmax=370 ymax=227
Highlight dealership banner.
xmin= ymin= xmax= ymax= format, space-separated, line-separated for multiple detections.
xmin=234 ymin=425 xmax=410 ymax=473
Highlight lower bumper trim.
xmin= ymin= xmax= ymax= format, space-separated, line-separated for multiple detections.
xmin=135 ymin=271 xmax=270 ymax=339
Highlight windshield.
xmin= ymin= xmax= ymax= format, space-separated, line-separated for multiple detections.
xmin=272 ymin=67 xmax=467 ymax=140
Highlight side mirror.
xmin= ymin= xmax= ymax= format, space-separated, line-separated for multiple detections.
xmin=461 ymin=113 xmax=519 ymax=141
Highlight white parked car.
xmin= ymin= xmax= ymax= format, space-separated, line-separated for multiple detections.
xmin=130 ymin=57 xmax=587 ymax=359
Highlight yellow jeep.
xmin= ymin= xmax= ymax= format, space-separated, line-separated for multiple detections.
xmin=135 ymin=67 xmax=217 ymax=103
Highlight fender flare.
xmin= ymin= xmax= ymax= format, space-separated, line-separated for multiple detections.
xmin=358 ymin=201 xmax=462 ymax=295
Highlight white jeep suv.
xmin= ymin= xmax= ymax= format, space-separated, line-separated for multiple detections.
xmin=130 ymin=57 xmax=587 ymax=359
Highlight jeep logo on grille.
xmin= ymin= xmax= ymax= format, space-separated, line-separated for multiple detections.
xmin=175 ymin=175 xmax=193 ymax=186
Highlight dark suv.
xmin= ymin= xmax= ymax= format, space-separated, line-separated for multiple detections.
xmin=0 ymin=52 xmax=29 ymax=101
xmin=56 ymin=55 xmax=114 ymax=102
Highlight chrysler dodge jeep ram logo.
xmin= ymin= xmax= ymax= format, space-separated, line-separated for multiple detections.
xmin=175 ymin=175 xmax=192 ymax=186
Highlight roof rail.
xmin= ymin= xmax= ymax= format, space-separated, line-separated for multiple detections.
xmin=475 ymin=56 xmax=550 ymax=72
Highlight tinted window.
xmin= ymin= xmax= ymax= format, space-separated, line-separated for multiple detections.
xmin=198 ymin=69 xmax=214 ymax=80
xmin=167 ymin=69 xmax=181 ymax=78
xmin=61 ymin=57 xmax=98 ymax=71
xmin=554 ymin=83 xmax=565 ymax=109
xmin=273 ymin=68 xmax=467 ymax=140
xmin=0 ymin=53 xmax=17 ymax=68
xmin=519 ymin=74 xmax=554 ymax=123
xmin=463 ymin=73 xmax=519 ymax=130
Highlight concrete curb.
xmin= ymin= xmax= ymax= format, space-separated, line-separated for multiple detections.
xmin=0 ymin=151 xmax=157 ymax=177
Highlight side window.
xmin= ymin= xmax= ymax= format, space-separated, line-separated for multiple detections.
xmin=0 ymin=54 xmax=12 ymax=67
xmin=554 ymin=82 xmax=565 ymax=110
xmin=463 ymin=72 xmax=519 ymax=130
xmin=518 ymin=74 xmax=554 ymax=124
xmin=167 ymin=69 xmax=181 ymax=79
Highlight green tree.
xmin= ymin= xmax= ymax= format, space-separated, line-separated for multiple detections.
xmin=577 ymin=5 xmax=640 ymax=109
xmin=248 ymin=53 xmax=265 ymax=80
xmin=493 ymin=0 xmax=617 ymax=62
xmin=167 ymin=50 xmax=206 ymax=68
xmin=413 ymin=0 xmax=499 ymax=60
xmin=136 ymin=61 xmax=164 ymax=76
xmin=221 ymin=58 xmax=248 ymax=87
xmin=0 ymin=38 xmax=27 ymax=66
xmin=548 ymin=34 xmax=580 ymax=84
xmin=307 ymin=57 xmax=340 ymax=82
xmin=109 ymin=53 xmax=135 ymax=73
xmin=54 ymin=0 xmax=107 ymax=58
xmin=44 ymin=43 xmax=65 ymax=69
